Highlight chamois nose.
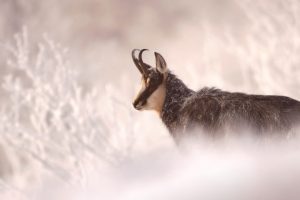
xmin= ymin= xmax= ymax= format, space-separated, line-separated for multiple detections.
xmin=133 ymin=100 xmax=143 ymax=110
xmin=133 ymin=100 xmax=138 ymax=109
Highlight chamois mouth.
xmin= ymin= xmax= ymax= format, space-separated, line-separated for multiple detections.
xmin=135 ymin=106 xmax=142 ymax=110
xmin=133 ymin=100 xmax=145 ymax=110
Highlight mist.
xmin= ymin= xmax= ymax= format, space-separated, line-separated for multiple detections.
xmin=0 ymin=0 xmax=300 ymax=199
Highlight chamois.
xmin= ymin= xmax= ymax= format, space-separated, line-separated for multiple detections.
xmin=132 ymin=49 xmax=300 ymax=143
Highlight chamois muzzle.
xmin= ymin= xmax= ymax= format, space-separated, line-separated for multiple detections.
xmin=133 ymin=99 xmax=144 ymax=110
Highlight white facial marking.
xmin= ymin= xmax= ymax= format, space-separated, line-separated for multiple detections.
xmin=134 ymin=74 xmax=167 ymax=113
xmin=143 ymin=83 xmax=166 ymax=112
xmin=146 ymin=77 xmax=150 ymax=85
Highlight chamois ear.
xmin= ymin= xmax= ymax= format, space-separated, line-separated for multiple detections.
xmin=155 ymin=52 xmax=168 ymax=74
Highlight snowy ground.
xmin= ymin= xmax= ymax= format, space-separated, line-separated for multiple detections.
xmin=1 ymin=0 xmax=300 ymax=199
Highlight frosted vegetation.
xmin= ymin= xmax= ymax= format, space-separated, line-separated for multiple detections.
xmin=0 ymin=0 xmax=300 ymax=199
xmin=0 ymin=30 xmax=143 ymax=199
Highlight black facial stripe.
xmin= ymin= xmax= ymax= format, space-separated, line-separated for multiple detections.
xmin=135 ymin=73 xmax=163 ymax=105
xmin=140 ymin=84 xmax=159 ymax=104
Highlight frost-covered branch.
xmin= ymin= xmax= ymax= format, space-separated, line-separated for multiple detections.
xmin=0 ymin=29 xmax=136 ymax=187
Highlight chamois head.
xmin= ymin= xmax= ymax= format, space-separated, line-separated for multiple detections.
xmin=132 ymin=49 xmax=168 ymax=112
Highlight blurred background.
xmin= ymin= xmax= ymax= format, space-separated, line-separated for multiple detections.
xmin=1 ymin=0 xmax=300 ymax=199
xmin=1 ymin=0 xmax=300 ymax=93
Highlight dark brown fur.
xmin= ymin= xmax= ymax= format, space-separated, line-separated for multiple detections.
xmin=161 ymin=72 xmax=300 ymax=142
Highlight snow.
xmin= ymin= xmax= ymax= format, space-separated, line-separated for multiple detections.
xmin=0 ymin=1 xmax=300 ymax=199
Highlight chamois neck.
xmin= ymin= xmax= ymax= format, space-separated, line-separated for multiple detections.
xmin=161 ymin=72 xmax=194 ymax=133
xmin=164 ymin=72 xmax=194 ymax=102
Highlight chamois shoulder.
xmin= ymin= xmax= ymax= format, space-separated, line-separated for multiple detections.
xmin=197 ymin=87 xmax=224 ymax=95
xmin=180 ymin=87 xmax=224 ymax=120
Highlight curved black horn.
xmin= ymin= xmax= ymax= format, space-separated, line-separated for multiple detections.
xmin=138 ymin=49 xmax=151 ymax=75
xmin=131 ymin=49 xmax=143 ymax=74
xmin=138 ymin=49 xmax=148 ymax=66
